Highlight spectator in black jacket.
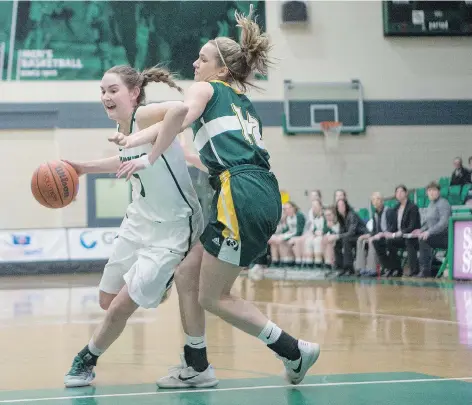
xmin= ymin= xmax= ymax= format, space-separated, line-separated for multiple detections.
xmin=327 ymin=199 xmax=367 ymax=276
xmin=373 ymin=185 xmax=421 ymax=277
xmin=450 ymin=157 xmax=471 ymax=187
xmin=469 ymin=156 xmax=472 ymax=181
xmin=355 ymin=192 xmax=395 ymax=276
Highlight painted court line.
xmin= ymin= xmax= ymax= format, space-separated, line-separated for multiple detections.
xmin=1 ymin=377 xmax=472 ymax=403
xmin=253 ymin=301 xmax=465 ymax=326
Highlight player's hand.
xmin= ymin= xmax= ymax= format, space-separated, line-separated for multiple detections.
xmin=61 ymin=159 xmax=85 ymax=176
xmin=108 ymin=132 xmax=129 ymax=147
xmin=116 ymin=159 xmax=147 ymax=181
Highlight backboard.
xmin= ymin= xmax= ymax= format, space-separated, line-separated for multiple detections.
xmin=282 ymin=79 xmax=365 ymax=134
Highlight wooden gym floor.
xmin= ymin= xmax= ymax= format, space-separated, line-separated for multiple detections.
xmin=0 ymin=272 xmax=470 ymax=404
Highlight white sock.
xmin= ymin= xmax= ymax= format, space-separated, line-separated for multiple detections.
xmin=304 ymin=258 xmax=314 ymax=265
xmin=295 ymin=258 xmax=302 ymax=265
xmin=258 ymin=321 xmax=282 ymax=345
xmin=185 ymin=334 xmax=206 ymax=349
xmin=88 ymin=338 xmax=105 ymax=356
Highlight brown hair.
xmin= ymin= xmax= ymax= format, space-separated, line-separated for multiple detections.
xmin=310 ymin=189 xmax=322 ymax=200
xmin=209 ymin=4 xmax=272 ymax=92
xmin=426 ymin=181 xmax=440 ymax=191
xmin=395 ymin=184 xmax=408 ymax=193
xmin=312 ymin=198 xmax=323 ymax=213
xmin=106 ymin=65 xmax=183 ymax=105
xmin=324 ymin=205 xmax=337 ymax=222
xmin=285 ymin=200 xmax=299 ymax=213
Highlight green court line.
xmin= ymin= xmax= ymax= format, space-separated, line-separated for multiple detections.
xmin=0 ymin=373 xmax=471 ymax=403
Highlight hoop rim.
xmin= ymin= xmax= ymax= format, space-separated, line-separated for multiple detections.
xmin=320 ymin=121 xmax=343 ymax=130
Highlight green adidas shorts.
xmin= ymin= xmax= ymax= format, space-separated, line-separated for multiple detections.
xmin=200 ymin=165 xmax=282 ymax=267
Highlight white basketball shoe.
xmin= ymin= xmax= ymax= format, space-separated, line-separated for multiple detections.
xmin=156 ymin=353 xmax=219 ymax=389
xmin=278 ymin=340 xmax=320 ymax=385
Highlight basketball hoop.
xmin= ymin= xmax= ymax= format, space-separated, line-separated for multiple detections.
xmin=320 ymin=121 xmax=342 ymax=151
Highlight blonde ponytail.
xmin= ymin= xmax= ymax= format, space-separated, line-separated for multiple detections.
xmin=209 ymin=4 xmax=272 ymax=92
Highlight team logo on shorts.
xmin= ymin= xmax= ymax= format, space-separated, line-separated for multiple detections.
xmin=225 ymin=238 xmax=239 ymax=251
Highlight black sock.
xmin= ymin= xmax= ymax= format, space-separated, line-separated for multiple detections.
xmin=184 ymin=345 xmax=209 ymax=372
xmin=267 ymin=331 xmax=300 ymax=361
xmin=78 ymin=345 xmax=99 ymax=366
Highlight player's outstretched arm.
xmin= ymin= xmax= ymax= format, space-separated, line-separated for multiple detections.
xmin=116 ymin=102 xmax=190 ymax=180
xmin=116 ymin=82 xmax=213 ymax=149
xmin=145 ymin=82 xmax=213 ymax=164
xmin=63 ymin=156 xmax=120 ymax=176
xmin=107 ymin=101 xmax=182 ymax=147
xmin=146 ymin=102 xmax=189 ymax=165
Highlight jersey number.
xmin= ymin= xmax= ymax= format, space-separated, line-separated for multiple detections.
xmin=231 ymin=104 xmax=260 ymax=145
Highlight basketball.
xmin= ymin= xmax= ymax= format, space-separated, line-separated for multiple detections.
xmin=31 ymin=161 xmax=79 ymax=208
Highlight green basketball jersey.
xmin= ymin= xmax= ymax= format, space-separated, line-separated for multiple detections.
xmin=191 ymin=81 xmax=271 ymax=176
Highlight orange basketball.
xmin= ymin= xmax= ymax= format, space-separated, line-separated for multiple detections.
xmin=31 ymin=161 xmax=79 ymax=208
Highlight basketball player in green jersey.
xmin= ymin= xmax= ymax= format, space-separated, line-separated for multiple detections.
xmin=113 ymin=6 xmax=320 ymax=388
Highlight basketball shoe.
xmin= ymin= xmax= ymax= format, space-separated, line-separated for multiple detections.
xmin=64 ymin=354 xmax=95 ymax=388
xmin=278 ymin=340 xmax=320 ymax=385
xmin=156 ymin=353 xmax=219 ymax=389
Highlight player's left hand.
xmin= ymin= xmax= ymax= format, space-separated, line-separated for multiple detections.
xmin=108 ymin=131 xmax=126 ymax=145
xmin=116 ymin=159 xmax=147 ymax=181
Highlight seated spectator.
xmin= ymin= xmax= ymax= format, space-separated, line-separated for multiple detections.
xmin=373 ymin=185 xmax=421 ymax=277
xmin=466 ymin=156 xmax=472 ymax=204
xmin=469 ymin=156 xmax=472 ymax=181
xmin=355 ymin=192 xmax=394 ymax=277
xmin=450 ymin=157 xmax=471 ymax=187
xmin=326 ymin=199 xmax=367 ymax=276
xmin=308 ymin=189 xmax=322 ymax=204
xmin=334 ymin=189 xmax=347 ymax=203
xmin=268 ymin=201 xmax=305 ymax=267
xmin=300 ymin=199 xmax=325 ymax=268
xmin=321 ymin=206 xmax=340 ymax=269
xmin=290 ymin=192 xmax=323 ymax=267
xmin=412 ymin=181 xmax=451 ymax=278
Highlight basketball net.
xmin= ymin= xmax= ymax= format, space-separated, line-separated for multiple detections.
xmin=320 ymin=121 xmax=342 ymax=152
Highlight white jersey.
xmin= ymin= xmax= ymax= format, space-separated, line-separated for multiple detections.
xmin=118 ymin=109 xmax=201 ymax=223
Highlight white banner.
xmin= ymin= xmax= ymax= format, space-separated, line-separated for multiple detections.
xmin=0 ymin=229 xmax=68 ymax=262
xmin=67 ymin=228 xmax=120 ymax=260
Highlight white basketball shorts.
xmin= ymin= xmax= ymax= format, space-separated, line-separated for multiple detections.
xmin=99 ymin=204 xmax=204 ymax=309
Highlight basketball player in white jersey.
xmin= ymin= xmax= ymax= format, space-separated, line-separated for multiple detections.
xmin=62 ymin=65 xmax=208 ymax=388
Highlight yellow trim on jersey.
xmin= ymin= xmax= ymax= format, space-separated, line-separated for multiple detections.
xmin=217 ymin=170 xmax=240 ymax=241
xmin=209 ymin=80 xmax=242 ymax=95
